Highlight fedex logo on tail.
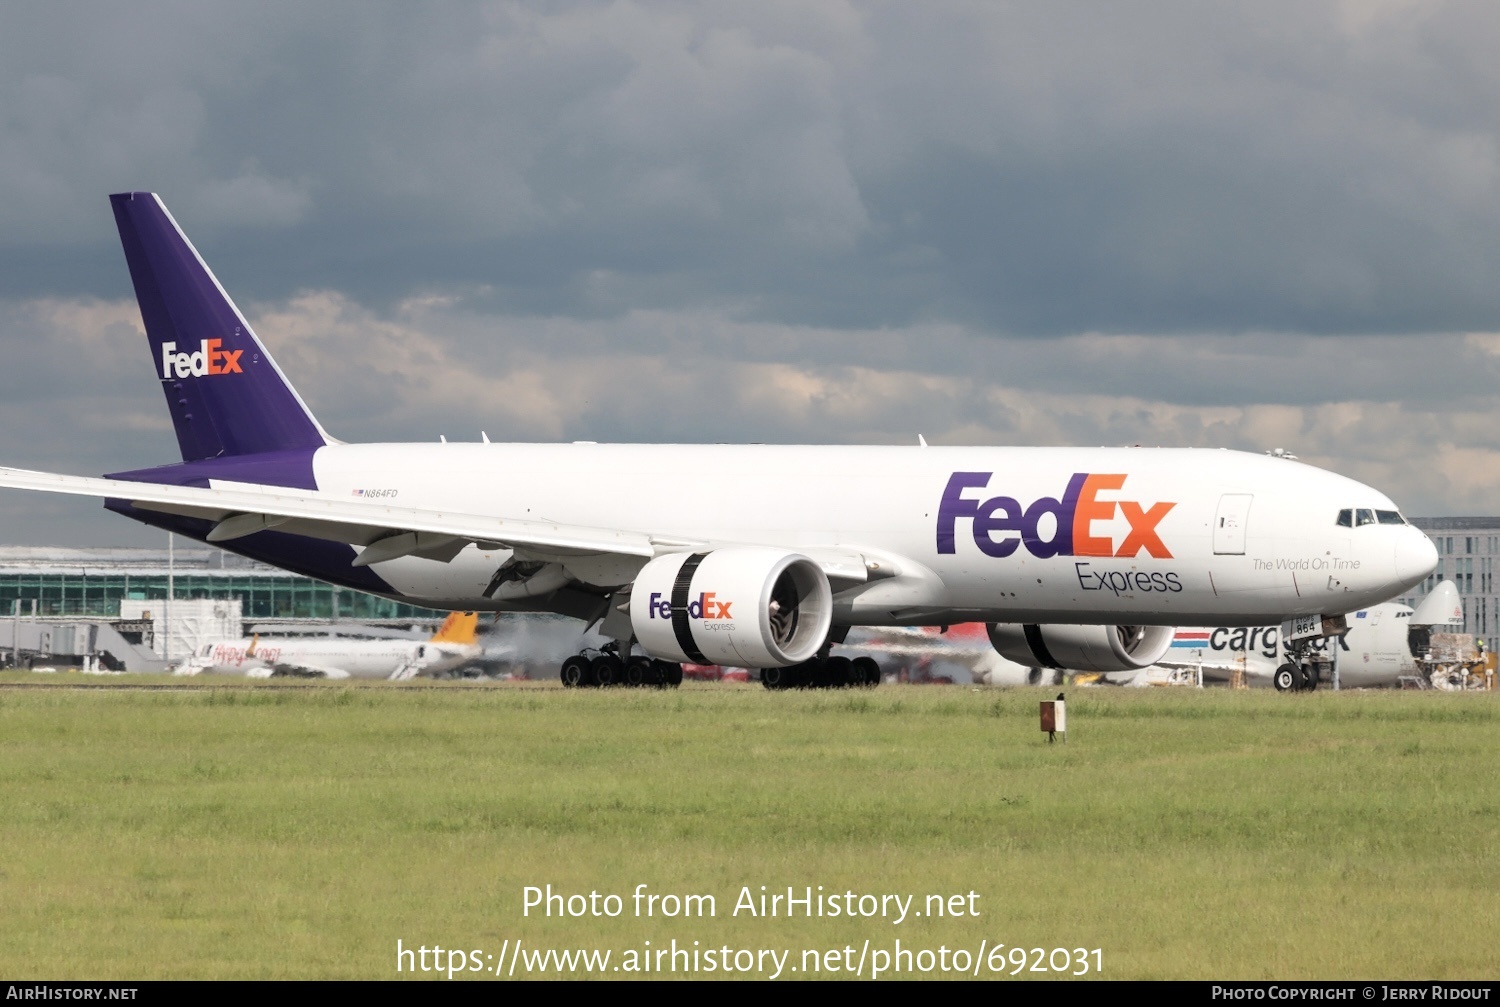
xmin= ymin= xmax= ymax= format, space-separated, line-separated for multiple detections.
xmin=161 ymin=339 xmax=243 ymax=379
xmin=647 ymin=591 xmax=733 ymax=620
xmin=937 ymin=472 xmax=1176 ymax=559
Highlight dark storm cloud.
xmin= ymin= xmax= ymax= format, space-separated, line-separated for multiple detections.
xmin=3 ymin=1 xmax=1500 ymax=333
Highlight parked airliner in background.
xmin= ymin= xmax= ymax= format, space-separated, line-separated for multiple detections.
xmin=1147 ymin=580 xmax=1464 ymax=690
xmin=0 ymin=194 xmax=1438 ymax=687
xmin=176 ymin=611 xmax=482 ymax=680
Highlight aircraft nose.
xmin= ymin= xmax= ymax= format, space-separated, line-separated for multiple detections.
xmin=1394 ymin=530 xmax=1438 ymax=588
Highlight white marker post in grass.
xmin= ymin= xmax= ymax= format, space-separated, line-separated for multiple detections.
xmin=1041 ymin=694 xmax=1066 ymax=744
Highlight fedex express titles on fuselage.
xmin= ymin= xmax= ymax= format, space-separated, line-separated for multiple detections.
xmin=0 ymin=192 xmax=1439 ymax=679
xmin=938 ymin=470 xmax=1184 ymax=595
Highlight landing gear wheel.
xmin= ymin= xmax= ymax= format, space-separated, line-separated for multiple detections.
xmin=1273 ymin=663 xmax=1297 ymax=692
xmin=762 ymin=666 xmax=790 ymax=690
xmin=793 ymin=661 xmax=816 ymax=688
xmin=1292 ymin=664 xmax=1309 ymax=691
xmin=627 ymin=657 xmax=653 ymax=688
xmin=591 ymin=654 xmax=623 ymax=688
xmin=560 ymin=655 xmax=591 ymax=688
xmin=661 ymin=662 xmax=683 ymax=688
xmin=1304 ymin=665 xmax=1319 ymax=691
xmin=824 ymin=656 xmax=853 ymax=688
xmin=851 ymin=656 xmax=881 ymax=687
xmin=811 ymin=660 xmax=834 ymax=689
xmin=647 ymin=659 xmax=669 ymax=687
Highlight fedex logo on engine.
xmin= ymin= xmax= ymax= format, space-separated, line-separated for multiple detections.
xmin=647 ymin=592 xmax=733 ymax=620
xmin=937 ymin=472 xmax=1176 ymax=559
xmin=161 ymin=339 xmax=243 ymax=379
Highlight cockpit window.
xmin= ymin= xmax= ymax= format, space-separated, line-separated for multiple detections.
xmin=1340 ymin=507 xmax=1404 ymax=527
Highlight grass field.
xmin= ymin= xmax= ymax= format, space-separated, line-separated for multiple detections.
xmin=1 ymin=675 xmax=1497 ymax=980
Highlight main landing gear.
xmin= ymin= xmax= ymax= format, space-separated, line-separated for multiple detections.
xmin=560 ymin=644 xmax=683 ymax=689
xmin=761 ymin=654 xmax=882 ymax=690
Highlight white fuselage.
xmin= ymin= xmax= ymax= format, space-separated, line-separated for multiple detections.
xmin=289 ymin=442 xmax=1434 ymax=626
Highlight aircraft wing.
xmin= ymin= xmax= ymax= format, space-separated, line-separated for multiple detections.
xmin=0 ymin=467 xmax=886 ymax=585
xmin=0 ymin=465 xmax=660 ymax=562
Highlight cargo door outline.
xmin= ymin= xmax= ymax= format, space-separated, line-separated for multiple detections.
xmin=1214 ymin=494 xmax=1253 ymax=555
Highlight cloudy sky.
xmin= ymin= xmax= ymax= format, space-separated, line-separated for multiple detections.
xmin=3 ymin=0 xmax=1500 ymax=545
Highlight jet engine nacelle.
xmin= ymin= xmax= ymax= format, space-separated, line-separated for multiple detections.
xmin=986 ymin=623 xmax=1174 ymax=673
xmin=630 ymin=547 xmax=833 ymax=668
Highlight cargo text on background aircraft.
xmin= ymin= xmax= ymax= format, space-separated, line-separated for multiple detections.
xmin=937 ymin=472 xmax=1176 ymax=559
xmin=160 ymin=338 xmax=243 ymax=379
xmin=1197 ymin=625 xmax=1349 ymax=659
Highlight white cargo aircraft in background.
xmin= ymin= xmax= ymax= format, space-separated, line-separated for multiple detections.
xmin=1146 ymin=580 xmax=1464 ymax=691
xmin=0 ymin=193 xmax=1438 ymax=688
xmin=176 ymin=611 xmax=482 ymax=680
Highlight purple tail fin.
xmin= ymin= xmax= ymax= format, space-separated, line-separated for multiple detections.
xmin=110 ymin=192 xmax=329 ymax=461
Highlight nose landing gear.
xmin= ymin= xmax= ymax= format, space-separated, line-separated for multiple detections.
xmin=1275 ymin=623 xmax=1338 ymax=692
xmin=1273 ymin=614 xmax=1348 ymax=692
xmin=1273 ymin=661 xmax=1322 ymax=692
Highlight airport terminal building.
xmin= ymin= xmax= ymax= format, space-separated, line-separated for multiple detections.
xmin=0 ymin=545 xmax=440 ymax=623
xmin=1404 ymin=518 xmax=1500 ymax=655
